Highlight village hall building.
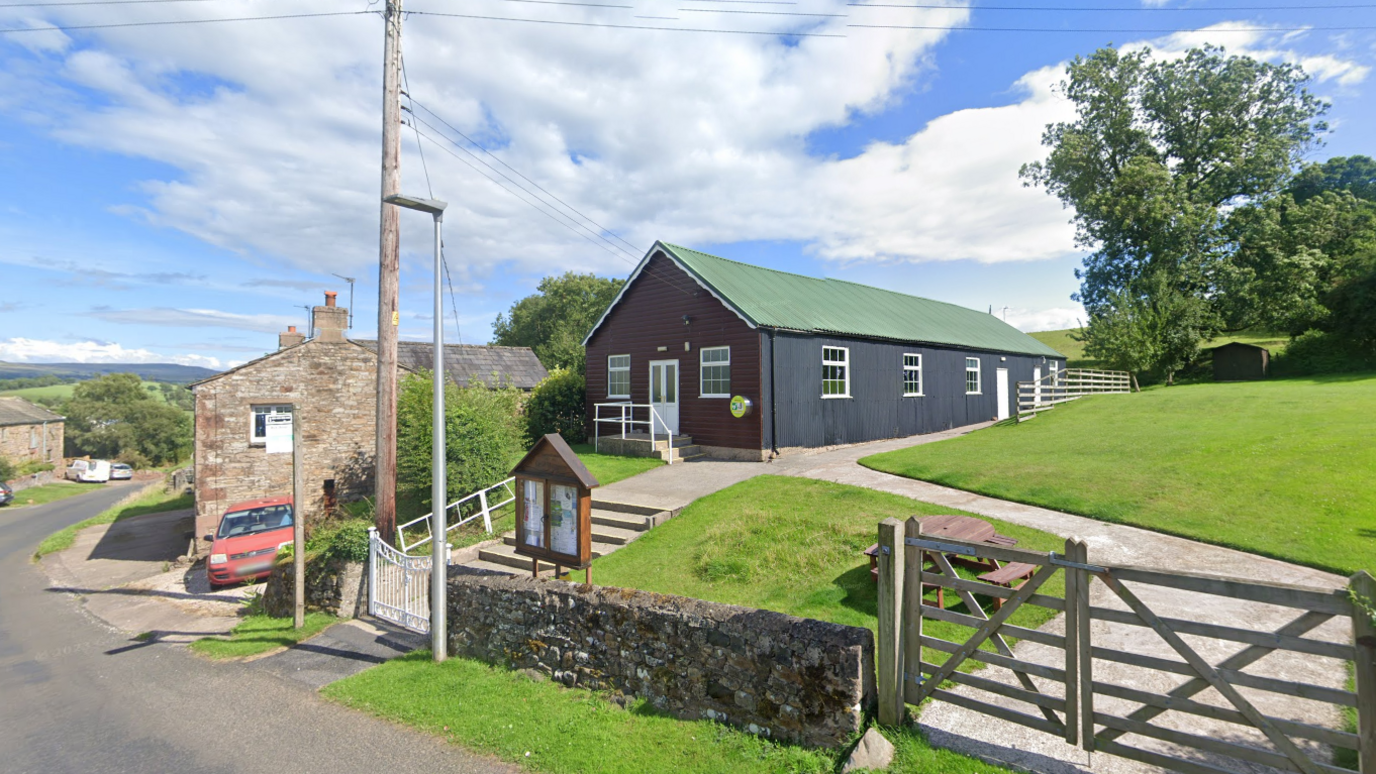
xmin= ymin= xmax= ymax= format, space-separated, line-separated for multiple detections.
xmin=584 ymin=243 xmax=1065 ymax=460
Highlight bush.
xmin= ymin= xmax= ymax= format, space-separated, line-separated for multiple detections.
xmin=16 ymin=460 xmax=54 ymax=476
xmin=396 ymin=372 xmax=527 ymax=513
xmin=306 ymin=519 xmax=371 ymax=563
xmin=525 ymin=367 xmax=586 ymax=444
xmin=1273 ymin=329 xmax=1376 ymax=375
xmin=0 ymin=457 xmax=14 ymax=482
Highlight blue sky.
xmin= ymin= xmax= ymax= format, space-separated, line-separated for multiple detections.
xmin=0 ymin=1 xmax=1372 ymax=370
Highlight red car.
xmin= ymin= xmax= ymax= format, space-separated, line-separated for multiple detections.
xmin=205 ymin=496 xmax=295 ymax=588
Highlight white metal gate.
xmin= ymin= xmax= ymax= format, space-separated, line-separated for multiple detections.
xmin=368 ymin=527 xmax=431 ymax=634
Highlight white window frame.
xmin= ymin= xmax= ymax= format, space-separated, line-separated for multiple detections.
xmin=1049 ymin=360 xmax=1060 ymax=385
xmin=822 ymin=346 xmax=851 ymax=399
xmin=699 ymin=346 xmax=731 ymax=398
xmin=607 ymin=354 xmax=631 ymax=399
xmin=250 ymin=404 xmax=293 ymax=445
xmin=902 ymin=353 xmax=923 ymax=397
xmin=965 ymin=357 xmax=982 ymax=395
xmin=30 ymin=426 xmax=39 ymax=449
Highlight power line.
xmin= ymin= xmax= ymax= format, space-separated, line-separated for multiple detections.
xmin=0 ymin=10 xmax=372 ymax=34
xmin=849 ymin=2 xmax=1376 ymax=9
xmin=849 ymin=21 xmax=1376 ymax=30
xmin=402 ymin=9 xmax=846 ymax=37
xmin=678 ymin=7 xmax=846 ymax=16
xmin=497 ymin=0 xmax=633 ymax=7
xmin=1 ymin=0 xmax=229 ymax=7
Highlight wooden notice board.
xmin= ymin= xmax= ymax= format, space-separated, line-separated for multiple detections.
xmin=512 ymin=434 xmax=600 ymax=570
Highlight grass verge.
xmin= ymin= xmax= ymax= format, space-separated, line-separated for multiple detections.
xmin=34 ymin=482 xmax=192 ymax=559
xmin=325 ymin=652 xmax=1013 ymax=774
xmin=570 ymin=443 xmax=664 ymax=486
xmin=593 ymin=476 xmax=1066 ymax=664
xmin=860 ymin=374 xmax=1376 ymax=576
xmin=190 ymin=612 xmax=338 ymax=660
xmin=5 ymin=481 xmax=91 ymax=509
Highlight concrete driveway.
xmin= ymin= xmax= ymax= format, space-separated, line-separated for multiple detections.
xmin=0 ymin=483 xmax=516 ymax=774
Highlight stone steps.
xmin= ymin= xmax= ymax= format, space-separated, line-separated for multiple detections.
xmin=477 ymin=539 xmax=613 ymax=573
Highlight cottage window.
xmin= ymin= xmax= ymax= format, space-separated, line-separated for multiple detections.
xmin=30 ymin=426 xmax=38 ymax=449
xmin=822 ymin=347 xmax=850 ymax=398
xmin=903 ymin=354 xmax=923 ymax=397
xmin=699 ymin=347 xmax=731 ymax=398
xmin=250 ymin=404 xmax=293 ymax=444
xmin=965 ymin=357 xmax=982 ymax=395
xmin=607 ymin=355 xmax=631 ymax=399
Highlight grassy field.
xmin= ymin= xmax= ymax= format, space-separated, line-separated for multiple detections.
xmin=35 ymin=482 xmax=192 ymax=558
xmin=325 ymin=652 xmax=1013 ymax=774
xmin=861 ymin=374 xmax=1376 ymax=576
xmin=3 ymin=481 xmax=90 ymax=508
xmin=1027 ymin=328 xmax=1291 ymax=370
xmin=0 ymin=381 xmax=185 ymax=406
xmin=593 ymin=476 xmax=1066 ymax=651
xmin=190 ymin=612 xmax=338 ymax=659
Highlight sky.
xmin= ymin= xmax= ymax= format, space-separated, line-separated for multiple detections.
xmin=0 ymin=0 xmax=1372 ymax=370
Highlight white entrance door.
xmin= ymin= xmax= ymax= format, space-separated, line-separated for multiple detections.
xmin=649 ymin=360 xmax=679 ymax=436
xmin=1033 ymin=367 xmax=1042 ymax=405
xmin=996 ymin=368 xmax=1010 ymax=421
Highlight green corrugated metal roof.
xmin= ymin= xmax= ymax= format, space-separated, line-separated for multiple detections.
xmin=659 ymin=243 xmax=1063 ymax=358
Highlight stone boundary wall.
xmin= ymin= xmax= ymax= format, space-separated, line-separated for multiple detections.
xmin=446 ymin=570 xmax=874 ymax=747
xmin=262 ymin=555 xmax=366 ymax=619
xmin=6 ymin=469 xmax=58 ymax=492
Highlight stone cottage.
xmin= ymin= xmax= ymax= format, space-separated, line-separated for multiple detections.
xmin=190 ymin=291 xmax=547 ymax=543
xmin=0 ymin=397 xmax=64 ymax=472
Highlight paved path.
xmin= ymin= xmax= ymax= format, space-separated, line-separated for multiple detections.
xmin=591 ymin=425 xmax=1353 ymax=773
xmin=1 ymin=484 xmax=515 ymax=774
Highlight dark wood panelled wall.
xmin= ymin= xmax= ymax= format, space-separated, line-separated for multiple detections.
xmin=586 ymin=252 xmax=763 ymax=450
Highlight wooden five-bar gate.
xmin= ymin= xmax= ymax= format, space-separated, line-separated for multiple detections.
xmin=875 ymin=517 xmax=1375 ymax=773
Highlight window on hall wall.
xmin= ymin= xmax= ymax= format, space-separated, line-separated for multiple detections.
xmin=699 ymin=346 xmax=730 ymax=398
xmin=250 ymin=404 xmax=293 ymax=444
xmin=965 ymin=357 xmax=982 ymax=395
xmin=903 ymin=354 xmax=923 ymax=397
xmin=607 ymin=355 xmax=631 ymax=399
xmin=822 ymin=346 xmax=850 ymax=398
xmin=1050 ymin=360 xmax=1060 ymax=385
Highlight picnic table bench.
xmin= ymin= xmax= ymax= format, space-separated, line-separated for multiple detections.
xmin=864 ymin=514 xmax=1020 ymax=609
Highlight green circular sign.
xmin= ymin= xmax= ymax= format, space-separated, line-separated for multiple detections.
xmin=730 ymin=396 xmax=753 ymax=418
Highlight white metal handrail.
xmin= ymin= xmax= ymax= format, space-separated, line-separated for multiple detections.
xmin=1015 ymin=367 xmax=1132 ymax=422
xmin=398 ymin=476 xmax=516 ymax=554
xmin=592 ymin=402 xmax=675 ymax=464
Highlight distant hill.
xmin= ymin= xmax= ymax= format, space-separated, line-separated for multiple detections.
xmin=0 ymin=361 xmax=220 ymax=384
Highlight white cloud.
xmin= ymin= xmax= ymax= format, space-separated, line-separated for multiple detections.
xmin=0 ymin=337 xmax=232 ymax=369
xmin=83 ymin=307 xmax=297 ymax=334
xmin=1003 ymin=306 xmax=1085 ymax=333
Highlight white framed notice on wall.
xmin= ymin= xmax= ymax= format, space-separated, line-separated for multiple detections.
xmin=550 ymin=484 xmax=578 ymax=557
xmin=522 ymin=479 xmax=545 ymax=548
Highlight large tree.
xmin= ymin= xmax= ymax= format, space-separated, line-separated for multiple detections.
xmin=64 ymin=373 xmax=192 ymax=466
xmin=491 ymin=272 xmax=625 ymax=375
xmin=1022 ymin=45 xmax=1327 ymax=379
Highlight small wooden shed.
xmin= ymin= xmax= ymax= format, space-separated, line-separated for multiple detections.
xmin=511 ymin=433 xmax=600 ymax=574
xmin=1212 ymin=342 xmax=1270 ymax=381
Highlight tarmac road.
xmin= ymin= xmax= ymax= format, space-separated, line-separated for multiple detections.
xmin=0 ymin=484 xmax=515 ymax=774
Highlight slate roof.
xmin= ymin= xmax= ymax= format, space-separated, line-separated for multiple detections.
xmin=352 ymin=341 xmax=549 ymax=390
xmin=0 ymin=397 xmax=65 ymax=427
xmin=586 ymin=241 xmax=1063 ymax=358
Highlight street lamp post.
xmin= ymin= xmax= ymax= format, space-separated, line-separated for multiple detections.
xmin=383 ymin=193 xmax=449 ymax=662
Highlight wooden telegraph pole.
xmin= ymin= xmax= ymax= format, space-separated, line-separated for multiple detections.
xmin=375 ymin=0 xmax=404 ymax=544
xmin=292 ymin=405 xmax=305 ymax=629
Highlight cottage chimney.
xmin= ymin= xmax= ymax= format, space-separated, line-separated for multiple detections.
xmin=312 ymin=291 xmax=349 ymax=342
xmin=279 ymin=324 xmax=306 ymax=350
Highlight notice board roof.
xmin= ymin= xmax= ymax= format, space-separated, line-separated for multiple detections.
xmin=511 ymin=434 xmax=600 ymax=489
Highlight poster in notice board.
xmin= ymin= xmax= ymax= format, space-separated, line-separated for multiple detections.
xmin=522 ymin=479 xmax=544 ymax=548
xmin=549 ymin=484 xmax=578 ymax=557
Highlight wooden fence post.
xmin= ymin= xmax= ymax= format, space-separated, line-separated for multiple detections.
xmin=1351 ymin=571 xmax=1375 ymax=773
xmin=1063 ymin=536 xmax=1080 ymax=746
xmin=903 ymin=517 xmax=923 ymax=710
xmin=877 ymin=517 xmax=906 ymax=726
xmin=1072 ymin=537 xmax=1094 ymax=752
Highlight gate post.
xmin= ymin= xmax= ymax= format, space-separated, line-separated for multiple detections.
xmin=903 ymin=518 xmax=923 ymax=710
xmin=1351 ymin=571 xmax=1375 ymax=772
xmin=877 ymin=518 xmax=906 ymax=725
xmin=1063 ymin=537 xmax=1080 ymax=746
xmin=1071 ymin=537 xmax=1094 ymax=752
xmin=367 ymin=527 xmax=378 ymax=618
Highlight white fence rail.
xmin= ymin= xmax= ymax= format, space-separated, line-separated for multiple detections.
xmin=397 ymin=477 xmax=515 ymax=554
xmin=368 ymin=527 xmax=431 ymax=634
xmin=592 ymin=402 xmax=676 ymax=464
xmin=1017 ymin=368 xmax=1132 ymax=422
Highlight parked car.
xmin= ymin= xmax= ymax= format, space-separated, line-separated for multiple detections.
xmin=66 ymin=459 xmax=111 ymax=483
xmin=0 ymin=482 xmax=12 ymax=506
xmin=204 ymin=496 xmax=294 ymax=588
xmin=109 ymin=463 xmax=133 ymax=481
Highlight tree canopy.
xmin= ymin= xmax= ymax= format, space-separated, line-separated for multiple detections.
xmin=491 ymin=272 xmax=625 ymax=375
xmin=64 ymin=373 xmax=192 ymax=466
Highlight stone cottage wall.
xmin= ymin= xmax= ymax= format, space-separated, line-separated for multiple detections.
xmin=0 ymin=420 xmax=64 ymax=467
xmin=447 ymin=571 xmax=875 ymax=747
xmin=192 ymin=340 xmax=378 ymax=542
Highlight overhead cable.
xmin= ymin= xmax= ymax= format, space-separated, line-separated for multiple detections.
xmin=0 ymin=10 xmax=372 ymax=34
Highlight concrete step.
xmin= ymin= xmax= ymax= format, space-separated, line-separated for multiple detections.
xmin=660 ymin=444 xmax=702 ymax=462
xmin=592 ymin=499 xmax=666 ymax=517
xmin=478 ymin=541 xmax=610 ymax=572
xmin=590 ymin=508 xmax=655 ymax=532
xmin=500 ymin=530 xmax=634 ymax=549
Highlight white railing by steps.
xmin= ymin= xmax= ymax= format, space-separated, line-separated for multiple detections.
xmin=1016 ymin=367 xmax=1132 ymax=422
xmin=397 ymin=477 xmax=516 ymax=554
xmin=592 ymin=402 xmax=676 ymax=464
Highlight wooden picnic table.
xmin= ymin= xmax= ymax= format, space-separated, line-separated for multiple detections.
xmin=865 ymin=515 xmax=1021 ymax=608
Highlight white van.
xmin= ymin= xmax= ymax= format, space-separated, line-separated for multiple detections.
xmin=66 ymin=459 xmax=112 ymax=483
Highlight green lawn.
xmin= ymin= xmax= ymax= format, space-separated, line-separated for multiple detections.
xmin=325 ymin=652 xmax=1012 ymax=774
xmin=593 ymin=476 xmax=1067 ymax=657
xmin=570 ymin=442 xmax=664 ymax=486
xmin=4 ymin=481 xmax=91 ymax=509
xmin=1027 ymin=327 xmax=1291 ymax=370
xmin=34 ymin=483 xmax=192 ymax=559
xmin=861 ymin=375 xmax=1376 ymax=576
xmin=190 ymin=612 xmax=338 ymax=659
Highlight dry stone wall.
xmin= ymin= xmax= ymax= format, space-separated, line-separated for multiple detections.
xmin=262 ymin=554 xmax=366 ymax=618
xmin=446 ymin=570 xmax=874 ymax=747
